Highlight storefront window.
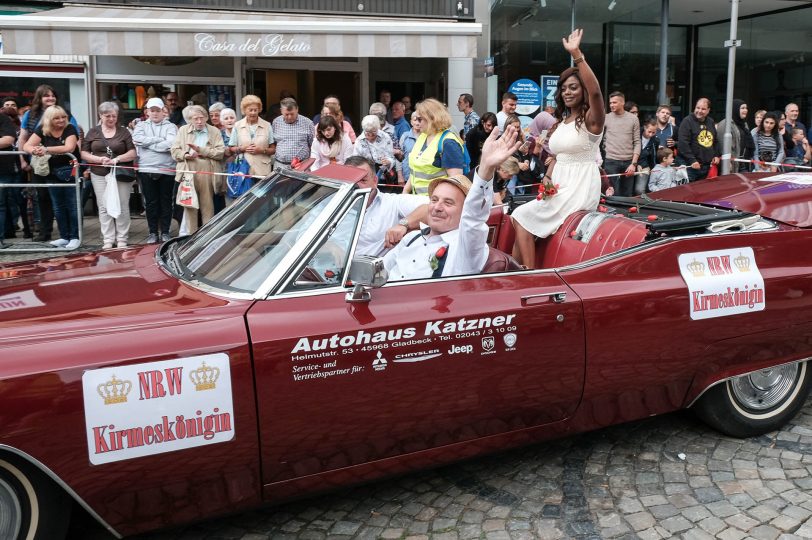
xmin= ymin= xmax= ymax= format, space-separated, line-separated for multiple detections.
xmin=490 ymin=0 xmax=688 ymax=120
xmin=695 ymin=7 xmax=812 ymax=124
xmin=606 ymin=23 xmax=689 ymax=121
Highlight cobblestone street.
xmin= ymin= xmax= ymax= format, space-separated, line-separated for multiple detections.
xmin=69 ymin=398 xmax=812 ymax=540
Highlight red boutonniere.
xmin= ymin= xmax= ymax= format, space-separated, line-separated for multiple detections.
xmin=537 ymin=179 xmax=560 ymax=201
xmin=429 ymin=246 xmax=448 ymax=271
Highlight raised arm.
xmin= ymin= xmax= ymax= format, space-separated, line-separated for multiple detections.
xmin=562 ymin=29 xmax=604 ymax=135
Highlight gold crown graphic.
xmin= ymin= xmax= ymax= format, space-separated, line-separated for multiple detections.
xmin=687 ymin=258 xmax=705 ymax=277
xmin=189 ymin=361 xmax=219 ymax=391
xmin=734 ymin=252 xmax=751 ymax=272
xmin=97 ymin=375 xmax=132 ymax=405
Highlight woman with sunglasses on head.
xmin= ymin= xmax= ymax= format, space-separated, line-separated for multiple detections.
xmin=81 ymin=101 xmax=137 ymax=248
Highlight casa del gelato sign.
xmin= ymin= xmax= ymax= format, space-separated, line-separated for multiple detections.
xmin=194 ymin=33 xmax=311 ymax=56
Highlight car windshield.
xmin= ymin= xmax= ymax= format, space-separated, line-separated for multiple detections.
xmin=168 ymin=174 xmax=340 ymax=293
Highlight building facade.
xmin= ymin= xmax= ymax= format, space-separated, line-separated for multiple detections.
xmin=1 ymin=0 xmax=810 ymax=130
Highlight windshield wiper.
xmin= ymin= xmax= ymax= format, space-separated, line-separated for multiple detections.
xmin=165 ymin=242 xmax=187 ymax=278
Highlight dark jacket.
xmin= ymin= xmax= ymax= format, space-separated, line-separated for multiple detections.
xmin=639 ymin=133 xmax=660 ymax=169
xmin=677 ymin=114 xmax=721 ymax=166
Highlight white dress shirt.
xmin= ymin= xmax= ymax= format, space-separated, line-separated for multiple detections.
xmin=357 ymin=192 xmax=428 ymax=257
xmin=383 ymin=171 xmax=493 ymax=280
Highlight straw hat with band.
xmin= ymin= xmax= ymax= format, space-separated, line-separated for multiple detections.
xmin=428 ymin=174 xmax=472 ymax=198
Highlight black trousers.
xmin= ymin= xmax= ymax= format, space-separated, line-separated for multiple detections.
xmin=604 ymin=158 xmax=634 ymax=196
xmin=138 ymin=173 xmax=175 ymax=235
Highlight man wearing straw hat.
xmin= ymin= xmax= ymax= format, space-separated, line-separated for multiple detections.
xmin=383 ymin=124 xmax=521 ymax=280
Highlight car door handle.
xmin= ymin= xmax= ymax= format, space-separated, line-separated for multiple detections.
xmin=521 ymin=291 xmax=567 ymax=306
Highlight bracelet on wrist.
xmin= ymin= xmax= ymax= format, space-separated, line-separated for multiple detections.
xmin=573 ymin=55 xmax=585 ymax=64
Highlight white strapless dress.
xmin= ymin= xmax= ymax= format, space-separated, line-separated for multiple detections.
xmin=512 ymin=120 xmax=602 ymax=238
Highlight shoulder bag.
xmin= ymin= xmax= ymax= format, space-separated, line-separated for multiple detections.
xmin=99 ymin=127 xmax=136 ymax=182
xmin=226 ymin=154 xmax=253 ymax=199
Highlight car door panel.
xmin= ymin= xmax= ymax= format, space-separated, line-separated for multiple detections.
xmin=247 ymin=272 xmax=585 ymax=486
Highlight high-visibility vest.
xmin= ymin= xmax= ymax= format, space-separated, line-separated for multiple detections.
xmin=408 ymin=131 xmax=463 ymax=194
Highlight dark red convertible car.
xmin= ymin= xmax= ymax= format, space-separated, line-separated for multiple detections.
xmin=1 ymin=165 xmax=811 ymax=539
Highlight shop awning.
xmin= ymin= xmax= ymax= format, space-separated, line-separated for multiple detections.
xmin=0 ymin=5 xmax=481 ymax=58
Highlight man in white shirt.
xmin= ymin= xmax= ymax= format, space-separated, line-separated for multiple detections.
xmin=383 ymin=124 xmax=521 ymax=280
xmin=345 ymin=155 xmax=427 ymax=257
xmin=495 ymin=91 xmax=518 ymax=130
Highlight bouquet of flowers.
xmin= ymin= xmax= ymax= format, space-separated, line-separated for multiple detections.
xmin=537 ymin=178 xmax=559 ymax=201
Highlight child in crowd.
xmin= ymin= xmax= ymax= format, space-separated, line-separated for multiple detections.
xmin=648 ymin=147 xmax=688 ymax=192
xmin=785 ymin=128 xmax=811 ymax=166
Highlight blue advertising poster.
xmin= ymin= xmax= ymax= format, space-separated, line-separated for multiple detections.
xmin=540 ymin=75 xmax=559 ymax=109
xmin=508 ymin=78 xmax=541 ymax=116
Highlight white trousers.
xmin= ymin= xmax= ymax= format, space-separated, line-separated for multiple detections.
xmin=90 ymin=172 xmax=132 ymax=246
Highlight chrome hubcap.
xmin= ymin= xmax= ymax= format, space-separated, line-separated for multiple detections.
xmin=0 ymin=476 xmax=22 ymax=540
xmin=730 ymin=364 xmax=799 ymax=411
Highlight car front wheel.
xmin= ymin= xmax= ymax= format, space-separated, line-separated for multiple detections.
xmin=0 ymin=453 xmax=71 ymax=540
xmin=694 ymin=361 xmax=812 ymax=438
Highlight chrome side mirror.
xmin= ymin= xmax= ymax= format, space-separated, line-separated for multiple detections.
xmin=345 ymin=256 xmax=388 ymax=303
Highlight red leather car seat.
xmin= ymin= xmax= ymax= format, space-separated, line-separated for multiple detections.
xmin=482 ymin=246 xmax=523 ymax=273
xmin=538 ymin=211 xmax=647 ymax=268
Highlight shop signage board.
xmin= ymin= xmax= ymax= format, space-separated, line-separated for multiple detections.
xmin=540 ymin=75 xmax=559 ymax=109
xmin=508 ymin=78 xmax=541 ymax=116
xmin=194 ymin=33 xmax=312 ymax=56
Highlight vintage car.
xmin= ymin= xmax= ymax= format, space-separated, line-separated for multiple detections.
xmin=1 ymin=164 xmax=811 ymax=539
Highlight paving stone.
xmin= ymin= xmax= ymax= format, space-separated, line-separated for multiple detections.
xmin=681 ymin=529 xmax=715 ymax=540
xmin=660 ymin=515 xmax=693 ymax=534
xmin=626 ymin=511 xmax=656 ymax=531
xmin=749 ymin=524 xmax=782 ymax=540
xmin=431 ymin=518 xmax=458 ymax=531
xmin=698 ymin=515 xmax=727 ymax=535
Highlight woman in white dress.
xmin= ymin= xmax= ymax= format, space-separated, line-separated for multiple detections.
xmin=511 ymin=29 xmax=606 ymax=268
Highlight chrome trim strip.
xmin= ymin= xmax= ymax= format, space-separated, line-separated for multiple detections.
xmin=687 ymin=357 xmax=811 ymax=408
xmin=0 ymin=444 xmax=122 ymax=539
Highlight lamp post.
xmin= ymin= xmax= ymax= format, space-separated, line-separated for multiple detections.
xmin=721 ymin=0 xmax=741 ymax=175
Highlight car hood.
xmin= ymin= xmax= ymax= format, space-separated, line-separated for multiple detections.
xmin=0 ymin=244 xmax=242 ymax=338
xmin=648 ymin=171 xmax=812 ymax=227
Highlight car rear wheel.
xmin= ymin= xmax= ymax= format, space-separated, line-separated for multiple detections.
xmin=0 ymin=454 xmax=71 ymax=540
xmin=694 ymin=361 xmax=812 ymax=438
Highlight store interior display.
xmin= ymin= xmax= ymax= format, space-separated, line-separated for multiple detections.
xmin=96 ymin=83 xmax=234 ymax=123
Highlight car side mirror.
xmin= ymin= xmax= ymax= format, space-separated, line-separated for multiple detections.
xmin=345 ymin=255 xmax=388 ymax=303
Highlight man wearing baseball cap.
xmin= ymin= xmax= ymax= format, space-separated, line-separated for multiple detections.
xmin=132 ymin=97 xmax=179 ymax=243
xmin=383 ymin=124 xmax=521 ymax=280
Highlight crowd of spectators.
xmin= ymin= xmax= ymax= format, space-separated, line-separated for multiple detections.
xmin=1 ymin=79 xmax=810 ymax=254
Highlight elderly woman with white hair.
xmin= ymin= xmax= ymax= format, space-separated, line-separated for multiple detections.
xmin=353 ymin=114 xmax=397 ymax=186
xmin=170 ymin=105 xmax=225 ymax=233
xmin=208 ymin=102 xmax=225 ymax=130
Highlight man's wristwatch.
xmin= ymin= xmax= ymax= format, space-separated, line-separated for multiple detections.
xmin=397 ymin=218 xmax=409 ymax=229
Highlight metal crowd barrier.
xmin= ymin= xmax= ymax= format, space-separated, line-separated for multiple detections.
xmin=0 ymin=150 xmax=83 ymax=253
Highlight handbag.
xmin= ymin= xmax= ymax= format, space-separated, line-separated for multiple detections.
xmin=115 ymin=163 xmax=136 ymax=182
xmin=30 ymin=154 xmax=51 ymax=176
xmin=226 ymin=155 xmax=253 ymax=199
xmin=376 ymin=166 xmax=397 ymax=185
xmin=53 ymin=164 xmax=75 ymax=183
xmin=98 ymin=127 xmax=136 ymax=182
xmin=176 ymin=162 xmax=199 ymax=209
xmin=105 ymin=165 xmax=122 ymax=219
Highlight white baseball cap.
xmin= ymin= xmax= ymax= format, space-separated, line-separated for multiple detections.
xmin=146 ymin=97 xmax=164 ymax=109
